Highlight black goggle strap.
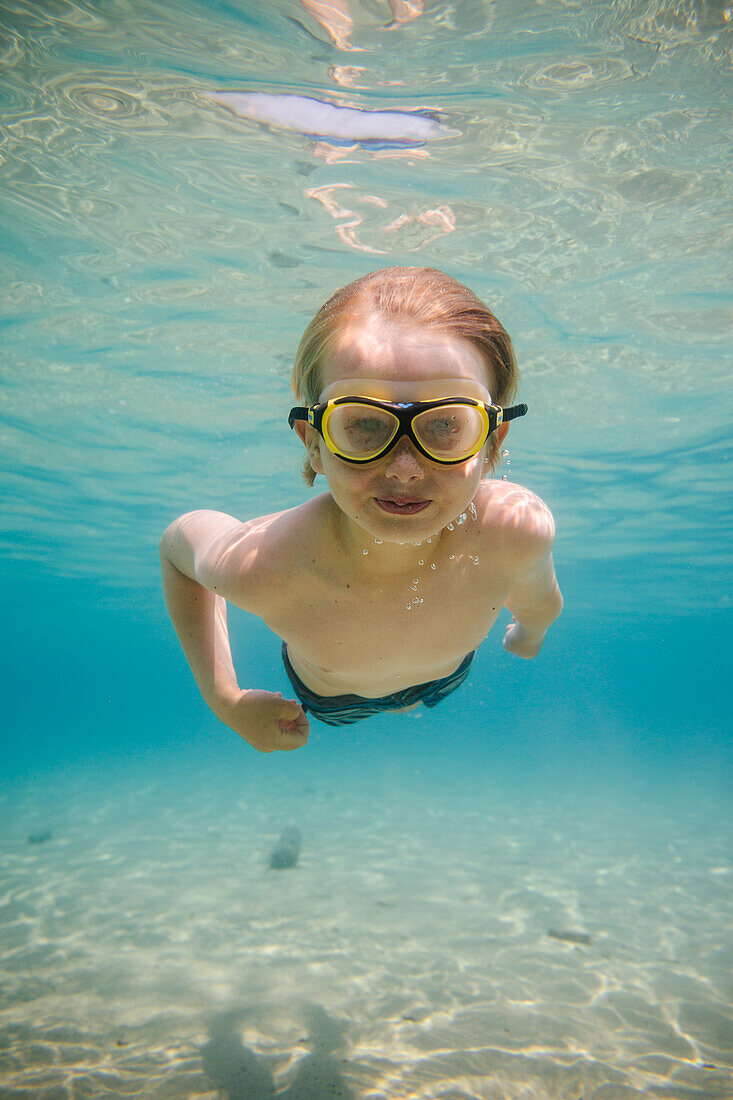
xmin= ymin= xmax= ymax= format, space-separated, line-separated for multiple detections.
xmin=501 ymin=402 xmax=528 ymax=424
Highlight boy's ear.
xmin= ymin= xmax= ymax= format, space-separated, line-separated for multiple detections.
xmin=484 ymin=421 xmax=510 ymax=470
xmin=293 ymin=421 xmax=324 ymax=475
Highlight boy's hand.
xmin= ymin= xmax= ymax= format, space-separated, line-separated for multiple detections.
xmin=220 ymin=690 xmax=310 ymax=753
xmin=503 ymin=618 xmax=545 ymax=660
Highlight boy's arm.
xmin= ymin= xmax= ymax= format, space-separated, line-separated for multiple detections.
xmin=159 ymin=510 xmax=308 ymax=752
xmin=502 ymin=525 xmax=563 ymax=660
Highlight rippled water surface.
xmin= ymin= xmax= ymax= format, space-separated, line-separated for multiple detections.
xmin=1 ymin=0 xmax=730 ymax=609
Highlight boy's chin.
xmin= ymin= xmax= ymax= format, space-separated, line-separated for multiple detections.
xmin=337 ymin=493 xmax=477 ymax=546
xmin=361 ymin=512 xmax=449 ymax=546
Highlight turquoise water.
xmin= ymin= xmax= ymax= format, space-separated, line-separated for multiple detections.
xmin=1 ymin=1 xmax=731 ymax=1097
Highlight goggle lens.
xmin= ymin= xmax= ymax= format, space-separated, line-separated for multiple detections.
xmin=412 ymin=405 xmax=487 ymax=460
xmin=324 ymin=403 xmax=399 ymax=460
xmin=324 ymin=401 xmax=488 ymax=462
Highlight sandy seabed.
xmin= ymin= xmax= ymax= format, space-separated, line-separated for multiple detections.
xmin=0 ymin=751 xmax=730 ymax=1100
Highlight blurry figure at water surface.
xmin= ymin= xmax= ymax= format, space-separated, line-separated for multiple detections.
xmin=160 ymin=268 xmax=562 ymax=752
xmin=299 ymin=0 xmax=424 ymax=51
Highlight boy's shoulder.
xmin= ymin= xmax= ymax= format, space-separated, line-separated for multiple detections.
xmin=231 ymin=493 xmax=331 ymax=545
xmin=227 ymin=494 xmax=334 ymax=595
xmin=246 ymin=494 xmax=333 ymax=554
xmin=474 ymin=478 xmax=555 ymax=552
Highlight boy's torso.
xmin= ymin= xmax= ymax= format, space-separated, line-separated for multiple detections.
xmin=230 ymin=479 xmax=545 ymax=698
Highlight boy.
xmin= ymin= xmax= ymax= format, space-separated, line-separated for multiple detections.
xmin=160 ymin=267 xmax=562 ymax=752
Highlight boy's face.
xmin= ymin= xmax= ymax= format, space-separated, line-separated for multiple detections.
xmin=295 ymin=311 xmax=509 ymax=545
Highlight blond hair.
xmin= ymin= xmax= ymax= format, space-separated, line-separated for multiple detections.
xmin=291 ymin=266 xmax=518 ymax=485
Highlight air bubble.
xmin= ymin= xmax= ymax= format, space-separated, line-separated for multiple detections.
xmin=446 ymin=522 xmax=455 ymax=532
xmin=449 ymin=554 xmax=455 ymax=560
xmin=426 ymin=537 xmax=432 ymax=544
xmin=373 ymin=538 xmax=383 ymax=545
xmin=457 ymin=513 xmax=467 ymax=525
xmin=418 ymin=559 xmax=424 ymax=566
xmin=501 ymin=448 xmax=509 ymax=458
xmin=501 ymin=474 xmax=508 ymax=481
xmin=430 ymin=563 xmax=436 ymax=570
xmin=468 ymin=501 xmax=477 ymax=520
xmin=362 ymin=548 xmax=369 ymax=555
xmin=406 ymin=602 xmax=412 ymax=610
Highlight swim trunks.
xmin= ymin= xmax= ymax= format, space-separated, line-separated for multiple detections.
xmin=281 ymin=643 xmax=475 ymax=726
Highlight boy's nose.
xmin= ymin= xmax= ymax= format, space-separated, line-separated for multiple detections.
xmin=383 ymin=437 xmax=425 ymax=482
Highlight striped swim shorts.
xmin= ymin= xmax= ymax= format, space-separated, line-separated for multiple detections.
xmin=281 ymin=644 xmax=475 ymax=727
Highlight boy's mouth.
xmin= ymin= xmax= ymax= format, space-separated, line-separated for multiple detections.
xmin=375 ymin=497 xmax=431 ymax=515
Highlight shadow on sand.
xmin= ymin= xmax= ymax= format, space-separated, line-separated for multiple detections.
xmin=202 ymin=1004 xmax=354 ymax=1099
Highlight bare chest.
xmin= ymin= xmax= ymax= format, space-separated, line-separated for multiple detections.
xmin=267 ymin=553 xmax=511 ymax=689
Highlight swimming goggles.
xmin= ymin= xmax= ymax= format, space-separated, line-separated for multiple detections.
xmin=288 ymin=396 xmax=528 ymax=465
